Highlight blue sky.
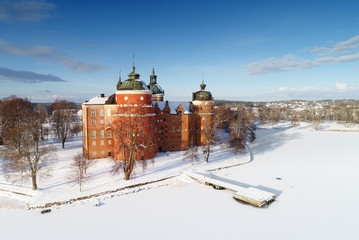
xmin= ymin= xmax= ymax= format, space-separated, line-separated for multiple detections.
xmin=0 ymin=0 xmax=359 ymax=102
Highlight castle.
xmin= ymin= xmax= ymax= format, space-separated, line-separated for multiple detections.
xmin=82 ymin=65 xmax=214 ymax=160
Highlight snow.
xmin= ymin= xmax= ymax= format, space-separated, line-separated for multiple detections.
xmin=1 ymin=123 xmax=359 ymax=239
xmin=136 ymin=79 xmax=150 ymax=91
xmin=83 ymin=95 xmax=108 ymax=105
xmin=154 ymin=101 xmax=191 ymax=114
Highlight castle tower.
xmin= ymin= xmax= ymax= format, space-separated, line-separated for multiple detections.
xmin=148 ymin=67 xmax=164 ymax=101
xmin=192 ymin=80 xmax=214 ymax=146
xmin=113 ymin=66 xmax=157 ymax=160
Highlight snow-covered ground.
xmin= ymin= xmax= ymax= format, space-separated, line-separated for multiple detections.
xmin=1 ymin=123 xmax=359 ymax=239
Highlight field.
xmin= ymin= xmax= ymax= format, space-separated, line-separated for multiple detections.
xmin=1 ymin=123 xmax=359 ymax=240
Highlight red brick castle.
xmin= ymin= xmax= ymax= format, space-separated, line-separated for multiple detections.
xmin=82 ymin=65 xmax=214 ymax=160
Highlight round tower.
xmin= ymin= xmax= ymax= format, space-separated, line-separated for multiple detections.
xmin=113 ymin=66 xmax=157 ymax=160
xmin=148 ymin=67 xmax=164 ymax=101
xmin=192 ymin=80 xmax=214 ymax=146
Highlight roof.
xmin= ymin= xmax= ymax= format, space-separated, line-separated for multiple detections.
xmin=192 ymin=80 xmax=213 ymax=101
xmin=149 ymin=83 xmax=164 ymax=94
xmin=83 ymin=95 xmax=108 ymax=105
xmin=119 ymin=79 xmax=149 ymax=91
xmin=153 ymin=101 xmax=192 ymax=114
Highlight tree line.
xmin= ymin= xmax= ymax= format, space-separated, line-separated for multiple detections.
xmin=0 ymin=96 xmax=81 ymax=190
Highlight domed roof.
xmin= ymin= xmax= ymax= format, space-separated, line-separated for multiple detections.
xmin=120 ymin=79 xmax=149 ymax=90
xmin=192 ymin=80 xmax=213 ymax=101
xmin=148 ymin=67 xmax=164 ymax=95
xmin=118 ymin=66 xmax=149 ymax=91
xmin=149 ymin=83 xmax=164 ymax=94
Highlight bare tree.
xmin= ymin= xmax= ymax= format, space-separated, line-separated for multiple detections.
xmin=290 ymin=112 xmax=300 ymax=128
xmin=183 ymin=137 xmax=199 ymax=165
xmin=228 ymin=107 xmax=256 ymax=158
xmin=1 ymin=115 xmax=57 ymax=190
xmin=37 ymin=108 xmax=49 ymax=141
xmin=0 ymin=97 xmax=35 ymax=152
xmin=110 ymin=105 xmax=155 ymax=180
xmin=50 ymin=100 xmax=79 ymax=148
xmin=311 ymin=110 xmax=322 ymax=131
xmin=68 ymin=153 xmax=93 ymax=192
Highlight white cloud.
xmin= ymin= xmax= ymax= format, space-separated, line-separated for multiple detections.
xmin=0 ymin=0 xmax=55 ymax=22
xmin=0 ymin=39 xmax=107 ymax=73
xmin=246 ymin=35 xmax=359 ymax=75
xmin=246 ymin=52 xmax=359 ymax=75
xmin=0 ymin=67 xmax=66 ymax=83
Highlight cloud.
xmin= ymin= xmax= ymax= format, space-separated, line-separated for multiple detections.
xmin=0 ymin=39 xmax=107 ymax=72
xmin=0 ymin=67 xmax=66 ymax=83
xmin=269 ymin=83 xmax=359 ymax=100
xmin=246 ymin=35 xmax=359 ymax=75
xmin=0 ymin=0 xmax=55 ymax=22
xmin=246 ymin=53 xmax=359 ymax=75
xmin=311 ymin=35 xmax=359 ymax=55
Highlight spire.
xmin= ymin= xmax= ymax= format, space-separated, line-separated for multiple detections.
xmin=200 ymin=74 xmax=206 ymax=90
xmin=116 ymin=70 xmax=122 ymax=90
xmin=128 ymin=54 xmax=140 ymax=80
xmin=150 ymin=65 xmax=157 ymax=84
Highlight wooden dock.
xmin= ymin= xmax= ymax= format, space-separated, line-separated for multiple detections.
xmin=186 ymin=170 xmax=276 ymax=207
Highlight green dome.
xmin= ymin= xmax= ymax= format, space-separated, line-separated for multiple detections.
xmin=119 ymin=79 xmax=149 ymax=90
xmin=192 ymin=80 xmax=212 ymax=101
xmin=193 ymin=90 xmax=213 ymax=101
xmin=149 ymin=83 xmax=164 ymax=94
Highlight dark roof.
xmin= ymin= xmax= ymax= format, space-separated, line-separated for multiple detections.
xmin=105 ymin=94 xmax=116 ymax=104
xmin=192 ymin=80 xmax=213 ymax=101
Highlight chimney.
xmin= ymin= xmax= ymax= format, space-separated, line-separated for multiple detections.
xmin=100 ymin=93 xmax=105 ymax=98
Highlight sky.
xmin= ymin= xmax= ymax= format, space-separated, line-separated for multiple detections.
xmin=0 ymin=0 xmax=359 ymax=103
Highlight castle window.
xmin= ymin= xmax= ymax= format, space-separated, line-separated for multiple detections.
xmin=107 ymin=109 xmax=111 ymax=117
xmin=163 ymin=118 xmax=166 ymax=122
xmin=92 ymin=130 xmax=96 ymax=138
xmin=165 ymin=111 xmax=169 ymax=114
xmin=178 ymin=111 xmax=182 ymax=114
xmin=172 ymin=126 xmax=175 ymax=132
xmin=140 ymin=96 xmax=144 ymax=101
xmin=101 ymin=150 xmax=104 ymax=155
xmin=93 ymin=151 xmax=96 ymax=157
xmin=91 ymin=109 xmax=96 ymax=117
xmin=124 ymin=96 xmax=128 ymax=100
xmin=179 ymin=126 xmax=182 ymax=132
xmin=107 ymin=130 xmax=112 ymax=138
xmin=99 ymin=109 xmax=104 ymax=117
xmin=173 ymin=118 xmax=175 ymax=122
xmin=141 ymin=130 xmax=144 ymax=138
xmin=92 ymin=141 xmax=96 ymax=146
xmin=107 ymin=119 xmax=111 ymax=124
xmin=155 ymin=127 xmax=157 ymax=133
xmin=127 ymin=130 xmax=131 ymax=139
xmin=91 ymin=120 xmax=96 ymax=125
xmin=165 ymin=126 xmax=167 ymax=129
xmin=100 ymin=140 xmax=104 ymax=146
xmin=200 ymin=107 xmax=203 ymax=110
xmin=100 ymin=119 xmax=104 ymax=124
xmin=100 ymin=130 xmax=104 ymax=138
xmin=108 ymin=140 xmax=111 ymax=145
